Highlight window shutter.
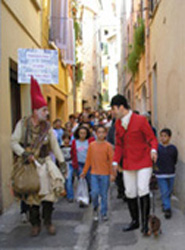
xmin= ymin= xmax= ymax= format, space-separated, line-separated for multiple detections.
xmin=62 ymin=18 xmax=75 ymax=65
xmin=50 ymin=0 xmax=68 ymax=49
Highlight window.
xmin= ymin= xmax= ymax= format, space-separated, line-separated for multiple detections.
xmin=50 ymin=0 xmax=69 ymax=49
xmin=61 ymin=18 xmax=75 ymax=65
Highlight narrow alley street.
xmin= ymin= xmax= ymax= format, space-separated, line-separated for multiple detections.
xmin=0 ymin=184 xmax=185 ymax=250
xmin=1 ymin=0 xmax=185 ymax=250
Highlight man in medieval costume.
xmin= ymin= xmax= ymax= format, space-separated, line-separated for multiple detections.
xmin=111 ymin=94 xmax=158 ymax=236
xmin=11 ymin=76 xmax=66 ymax=237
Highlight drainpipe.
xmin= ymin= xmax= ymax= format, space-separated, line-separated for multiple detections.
xmin=0 ymin=0 xmax=3 ymax=214
xmin=0 ymin=150 xmax=2 ymax=214
xmin=145 ymin=0 xmax=151 ymax=111
xmin=73 ymin=64 xmax=76 ymax=113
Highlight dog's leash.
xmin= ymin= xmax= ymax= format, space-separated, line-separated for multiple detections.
xmin=151 ymin=161 xmax=159 ymax=215
xmin=152 ymin=187 xmax=155 ymax=215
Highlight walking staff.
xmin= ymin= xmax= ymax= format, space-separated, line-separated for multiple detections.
xmin=110 ymin=94 xmax=158 ymax=235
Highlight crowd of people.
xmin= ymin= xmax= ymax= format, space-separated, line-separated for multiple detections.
xmin=50 ymin=102 xmax=178 ymax=231
xmin=11 ymin=77 xmax=178 ymax=238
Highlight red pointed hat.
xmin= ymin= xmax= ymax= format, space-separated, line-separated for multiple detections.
xmin=30 ymin=76 xmax=47 ymax=110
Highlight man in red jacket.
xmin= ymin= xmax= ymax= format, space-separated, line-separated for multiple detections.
xmin=111 ymin=94 xmax=158 ymax=235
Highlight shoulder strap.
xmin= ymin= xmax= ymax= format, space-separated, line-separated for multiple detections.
xmin=31 ymin=122 xmax=50 ymax=154
xmin=24 ymin=118 xmax=30 ymax=148
xmin=20 ymin=116 xmax=29 ymax=148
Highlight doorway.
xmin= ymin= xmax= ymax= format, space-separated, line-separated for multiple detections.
xmin=9 ymin=59 xmax=21 ymax=131
xmin=56 ymin=97 xmax=64 ymax=121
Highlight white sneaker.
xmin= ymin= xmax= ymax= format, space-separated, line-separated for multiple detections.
xmin=102 ymin=215 xmax=108 ymax=221
xmin=93 ymin=209 xmax=99 ymax=221
xmin=21 ymin=213 xmax=28 ymax=223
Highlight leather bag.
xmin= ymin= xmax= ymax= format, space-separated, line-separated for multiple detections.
xmin=11 ymin=119 xmax=49 ymax=197
xmin=11 ymin=158 xmax=40 ymax=196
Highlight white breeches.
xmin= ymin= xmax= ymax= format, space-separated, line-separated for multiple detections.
xmin=123 ymin=167 xmax=152 ymax=198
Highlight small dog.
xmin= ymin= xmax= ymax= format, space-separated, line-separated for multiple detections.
xmin=149 ymin=215 xmax=162 ymax=236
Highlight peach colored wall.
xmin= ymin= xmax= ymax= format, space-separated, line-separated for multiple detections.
xmin=150 ymin=0 xmax=185 ymax=211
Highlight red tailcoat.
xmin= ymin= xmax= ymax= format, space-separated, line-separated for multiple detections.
xmin=113 ymin=113 xmax=158 ymax=170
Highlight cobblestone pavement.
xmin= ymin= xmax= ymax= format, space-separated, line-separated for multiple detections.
xmin=0 ymin=183 xmax=185 ymax=250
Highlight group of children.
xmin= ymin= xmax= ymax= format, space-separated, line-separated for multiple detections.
xmin=60 ymin=124 xmax=115 ymax=221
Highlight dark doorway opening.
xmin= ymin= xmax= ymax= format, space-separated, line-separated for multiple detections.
xmin=9 ymin=59 xmax=21 ymax=131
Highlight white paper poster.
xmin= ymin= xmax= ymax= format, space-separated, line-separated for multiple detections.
xmin=18 ymin=48 xmax=59 ymax=84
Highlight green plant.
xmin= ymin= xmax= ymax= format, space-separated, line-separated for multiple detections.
xmin=75 ymin=62 xmax=83 ymax=87
xmin=71 ymin=1 xmax=83 ymax=86
xmin=98 ymin=93 xmax=103 ymax=109
xmin=74 ymin=21 xmax=82 ymax=42
xmin=128 ymin=44 xmax=133 ymax=52
xmin=127 ymin=19 xmax=145 ymax=75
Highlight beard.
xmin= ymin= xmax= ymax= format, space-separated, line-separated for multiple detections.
xmin=37 ymin=109 xmax=48 ymax=122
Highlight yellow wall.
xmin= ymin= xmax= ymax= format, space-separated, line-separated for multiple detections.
xmin=0 ymin=1 xmax=42 ymax=210
xmin=3 ymin=0 xmax=41 ymax=46
xmin=42 ymin=84 xmax=68 ymax=123
xmin=41 ymin=0 xmax=69 ymax=123
xmin=67 ymin=75 xmax=74 ymax=115
xmin=0 ymin=0 xmax=69 ymax=211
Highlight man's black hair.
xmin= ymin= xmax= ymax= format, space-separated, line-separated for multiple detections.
xmin=110 ymin=94 xmax=129 ymax=109
xmin=160 ymin=128 xmax=172 ymax=137
xmin=133 ymin=110 xmax=140 ymax=115
xmin=74 ymin=126 xmax=91 ymax=139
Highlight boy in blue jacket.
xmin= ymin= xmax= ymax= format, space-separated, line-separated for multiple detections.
xmin=155 ymin=128 xmax=178 ymax=219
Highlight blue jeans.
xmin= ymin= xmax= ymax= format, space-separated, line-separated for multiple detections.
xmin=66 ymin=163 xmax=78 ymax=199
xmin=157 ymin=177 xmax=175 ymax=210
xmin=78 ymin=162 xmax=91 ymax=192
xmin=91 ymin=174 xmax=110 ymax=216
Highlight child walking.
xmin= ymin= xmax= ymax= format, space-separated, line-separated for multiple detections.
xmin=81 ymin=125 xmax=115 ymax=221
xmin=155 ymin=128 xmax=178 ymax=219
xmin=70 ymin=126 xmax=94 ymax=204
xmin=60 ymin=133 xmax=73 ymax=202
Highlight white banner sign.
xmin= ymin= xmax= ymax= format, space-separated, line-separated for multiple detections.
xmin=18 ymin=48 xmax=59 ymax=84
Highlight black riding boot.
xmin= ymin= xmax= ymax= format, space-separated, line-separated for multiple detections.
xmin=29 ymin=205 xmax=41 ymax=236
xmin=140 ymin=194 xmax=150 ymax=235
xmin=116 ymin=171 xmax=126 ymax=200
xmin=42 ymin=201 xmax=56 ymax=235
xmin=123 ymin=197 xmax=139 ymax=232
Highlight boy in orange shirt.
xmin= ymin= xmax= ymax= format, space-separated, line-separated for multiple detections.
xmin=81 ymin=125 xmax=115 ymax=221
